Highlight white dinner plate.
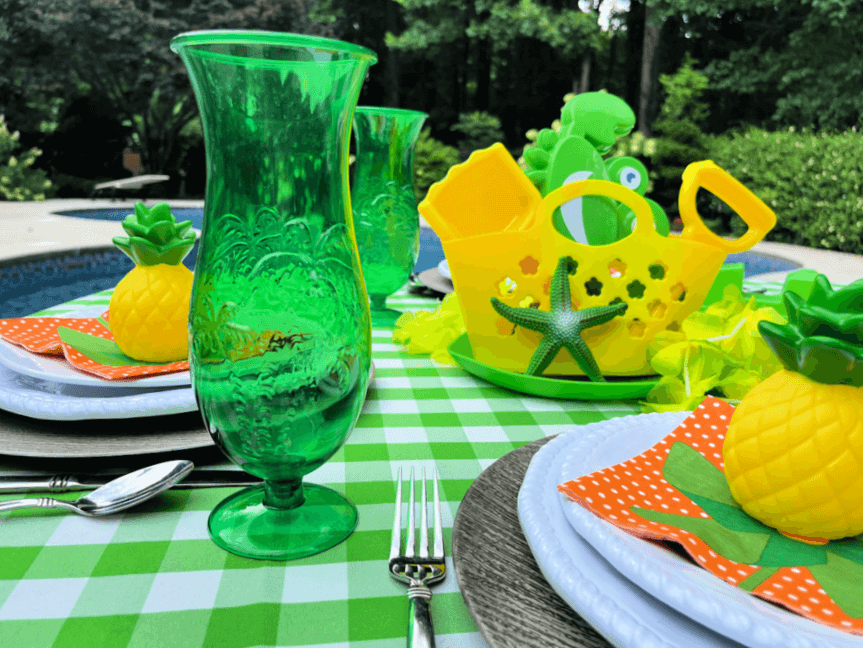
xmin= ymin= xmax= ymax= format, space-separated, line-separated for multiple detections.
xmin=437 ymin=259 xmax=451 ymax=280
xmin=0 ymin=338 xmax=191 ymax=389
xmin=0 ymin=360 xmax=196 ymax=421
xmin=556 ymin=413 xmax=863 ymax=648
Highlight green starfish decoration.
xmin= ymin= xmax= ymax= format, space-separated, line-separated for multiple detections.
xmin=490 ymin=256 xmax=627 ymax=381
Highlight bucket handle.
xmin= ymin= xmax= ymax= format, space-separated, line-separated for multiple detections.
xmin=536 ymin=179 xmax=658 ymax=246
xmin=678 ymin=161 xmax=777 ymax=253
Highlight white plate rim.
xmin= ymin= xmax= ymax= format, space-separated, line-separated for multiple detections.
xmin=518 ymin=412 xmax=740 ymax=648
xmin=557 ymin=412 xmax=863 ymax=648
xmin=0 ymin=338 xmax=190 ymax=389
xmin=0 ymin=361 xmax=197 ymax=421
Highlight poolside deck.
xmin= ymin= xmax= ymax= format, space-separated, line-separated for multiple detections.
xmin=1 ymin=199 xmax=862 ymax=285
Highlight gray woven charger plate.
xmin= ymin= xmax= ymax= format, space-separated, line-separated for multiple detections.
xmin=452 ymin=436 xmax=612 ymax=648
xmin=0 ymin=407 xmax=213 ymax=458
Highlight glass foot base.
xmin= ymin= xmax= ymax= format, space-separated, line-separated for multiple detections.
xmin=371 ymin=307 xmax=404 ymax=328
xmin=208 ymin=483 xmax=358 ymax=560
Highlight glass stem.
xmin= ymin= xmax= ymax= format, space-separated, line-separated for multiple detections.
xmin=370 ymin=294 xmax=388 ymax=311
xmin=263 ymin=479 xmax=305 ymax=510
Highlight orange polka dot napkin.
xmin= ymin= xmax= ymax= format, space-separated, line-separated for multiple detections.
xmin=559 ymin=396 xmax=863 ymax=635
xmin=0 ymin=312 xmax=189 ymax=380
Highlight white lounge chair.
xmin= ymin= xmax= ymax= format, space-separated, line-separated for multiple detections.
xmin=92 ymin=175 xmax=170 ymax=199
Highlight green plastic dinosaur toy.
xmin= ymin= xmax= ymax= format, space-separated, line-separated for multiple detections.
xmin=522 ymin=93 xmax=670 ymax=245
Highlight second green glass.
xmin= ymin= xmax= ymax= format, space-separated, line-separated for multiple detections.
xmin=351 ymin=107 xmax=428 ymax=326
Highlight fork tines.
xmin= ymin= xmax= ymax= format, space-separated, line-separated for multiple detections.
xmin=390 ymin=466 xmax=444 ymax=563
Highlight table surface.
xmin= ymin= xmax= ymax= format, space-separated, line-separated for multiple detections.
xmin=0 ymin=278 xmax=787 ymax=648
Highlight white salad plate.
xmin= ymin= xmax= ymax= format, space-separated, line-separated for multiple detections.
xmin=540 ymin=412 xmax=861 ymax=648
xmin=0 ymin=359 xmax=196 ymax=421
xmin=519 ymin=412 xmax=738 ymax=648
xmin=0 ymin=338 xmax=191 ymax=389
xmin=437 ymin=259 xmax=451 ymax=280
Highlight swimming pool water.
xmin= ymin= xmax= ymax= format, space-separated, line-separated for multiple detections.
xmin=1 ymin=207 xmax=795 ymax=318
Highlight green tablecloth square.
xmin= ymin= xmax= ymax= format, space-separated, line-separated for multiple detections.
xmin=380 ymin=414 xmax=427 ymax=427
xmin=343 ymin=482 xmax=395 ymax=507
xmin=275 ymin=600 xmax=349 ymax=646
xmin=418 ymin=412 xmax=461 ymax=427
xmin=159 ymin=540 xmax=228 ymax=573
xmin=0 ymin=619 xmax=64 ymax=648
xmin=413 ymin=400 xmax=457 ymax=414
xmin=343 ymin=444 xmax=390 ymax=463
xmin=126 ymin=610 xmax=212 ymax=648
xmin=70 ymin=574 xmax=158 ymax=617
xmin=453 ymin=412 xmax=499 ymax=426
xmin=0 ymin=546 xmax=41 ymax=579
xmin=439 ymin=480 xmax=474 ymax=505
xmin=429 ymin=442 xmax=478 ymax=461
xmin=54 ymin=614 xmax=139 ymax=648
xmin=111 ymin=512 xmax=185 ymax=544
xmin=501 ymin=425 xmax=552 ymax=443
xmin=354 ymin=503 xmax=398 ymax=532
xmin=345 ymin=460 xmax=397 ymax=484
xmin=346 ymin=596 xmax=407 ymax=642
xmin=203 ymin=603 xmax=281 ymax=648
xmin=346 ymin=426 xmax=387 ymax=445
xmin=347 ymin=561 xmax=407 ymax=600
xmin=213 ymin=566 xmax=286 ymax=607
xmin=402 ymin=367 xmax=448 ymax=378
xmin=367 ymin=387 xmax=415 ymax=400
xmin=27 ymin=544 xmax=106 ymax=579
xmin=344 ymin=530 xmax=389 ymax=562
xmin=354 ymin=413 xmax=386 ymax=429
xmin=387 ymin=444 xmax=434 ymax=461
xmin=434 ymin=593 xmax=484 ymax=635
xmin=471 ymin=441 xmax=517 ymax=459
xmin=412 ymin=387 xmax=451 ymax=400
xmin=492 ymin=410 xmax=537 ymax=426
xmin=417 ymin=426 xmax=471 ymax=444
xmin=177 ymin=488 xmax=242 ymax=512
xmin=92 ymin=541 xmax=170 ymax=577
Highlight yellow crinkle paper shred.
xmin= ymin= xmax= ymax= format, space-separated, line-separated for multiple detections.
xmin=392 ymin=293 xmax=465 ymax=364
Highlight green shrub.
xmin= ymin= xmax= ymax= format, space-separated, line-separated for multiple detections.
xmin=413 ymin=127 xmax=461 ymax=203
xmin=0 ymin=116 xmax=52 ymax=201
xmin=649 ymin=55 xmax=710 ymax=219
xmin=451 ymin=111 xmax=505 ymax=158
xmin=707 ymin=127 xmax=863 ymax=253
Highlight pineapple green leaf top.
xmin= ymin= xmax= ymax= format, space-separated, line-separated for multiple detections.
xmin=758 ymin=274 xmax=863 ymax=386
xmin=112 ymin=202 xmax=197 ymax=267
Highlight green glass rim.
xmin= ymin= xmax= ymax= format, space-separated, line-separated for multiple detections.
xmin=170 ymin=29 xmax=377 ymax=64
xmin=355 ymin=106 xmax=429 ymax=119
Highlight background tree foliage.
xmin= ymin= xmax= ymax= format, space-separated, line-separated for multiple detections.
xmin=0 ymin=0 xmax=861 ymax=225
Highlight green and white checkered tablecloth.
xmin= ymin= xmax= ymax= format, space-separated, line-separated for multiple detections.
xmin=0 ymin=282 xmax=780 ymax=647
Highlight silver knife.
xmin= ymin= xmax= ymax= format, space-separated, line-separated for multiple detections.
xmin=0 ymin=470 xmax=262 ymax=493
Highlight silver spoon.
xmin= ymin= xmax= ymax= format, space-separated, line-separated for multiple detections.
xmin=0 ymin=460 xmax=194 ymax=517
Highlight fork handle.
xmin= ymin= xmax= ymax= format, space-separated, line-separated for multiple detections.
xmin=407 ymin=585 xmax=435 ymax=648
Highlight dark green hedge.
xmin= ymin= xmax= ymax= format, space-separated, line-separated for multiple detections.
xmin=707 ymin=127 xmax=863 ymax=253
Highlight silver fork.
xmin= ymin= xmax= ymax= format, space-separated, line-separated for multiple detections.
xmin=389 ymin=467 xmax=446 ymax=648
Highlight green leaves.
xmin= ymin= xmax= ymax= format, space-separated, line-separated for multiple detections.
xmin=631 ymin=440 xmax=863 ymax=617
xmin=56 ymin=327 xmax=172 ymax=367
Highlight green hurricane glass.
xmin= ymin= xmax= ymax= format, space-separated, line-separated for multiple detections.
xmin=171 ymin=31 xmax=376 ymax=560
xmin=351 ymin=107 xmax=428 ymax=326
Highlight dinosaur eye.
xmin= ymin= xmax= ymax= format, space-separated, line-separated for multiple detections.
xmin=620 ymin=167 xmax=642 ymax=190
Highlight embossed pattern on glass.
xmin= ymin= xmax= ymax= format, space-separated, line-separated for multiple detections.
xmin=172 ymin=30 xmax=376 ymax=560
xmin=351 ymin=107 xmax=428 ymax=325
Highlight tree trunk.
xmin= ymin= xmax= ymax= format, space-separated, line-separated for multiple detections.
xmin=386 ymin=0 xmax=400 ymax=106
xmin=624 ymin=0 xmax=645 ymax=112
xmin=579 ymin=51 xmax=591 ymax=93
xmin=638 ymin=4 xmax=661 ymax=136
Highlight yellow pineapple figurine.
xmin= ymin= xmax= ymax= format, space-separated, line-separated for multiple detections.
xmin=723 ymin=274 xmax=863 ymax=543
xmin=108 ymin=202 xmax=196 ymax=362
